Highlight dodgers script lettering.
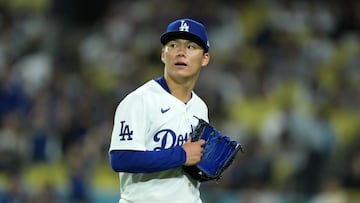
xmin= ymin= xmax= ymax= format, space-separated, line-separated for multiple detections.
xmin=153 ymin=129 xmax=188 ymax=150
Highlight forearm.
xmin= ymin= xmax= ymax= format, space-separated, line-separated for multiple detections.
xmin=109 ymin=146 xmax=186 ymax=173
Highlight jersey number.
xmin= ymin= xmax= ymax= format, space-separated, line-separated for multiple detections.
xmin=119 ymin=121 xmax=133 ymax=141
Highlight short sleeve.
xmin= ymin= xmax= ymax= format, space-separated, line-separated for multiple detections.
xmin=109 ymin=93 xmax=148 ymax=152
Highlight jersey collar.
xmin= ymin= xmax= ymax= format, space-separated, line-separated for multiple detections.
xmin=154 ymin=76 xmax=171 ymax=94
xmin=154 ymin=76 xmax=193 ymax=103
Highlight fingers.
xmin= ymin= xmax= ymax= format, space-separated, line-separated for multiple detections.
xmin=186 ymin=136 xmax=192 ymax=143
xmin=186 ymin=136 xmax=205 ymax=146
xmin=198 ymin=139 xmax=205 ymax=146
xmin=193 ymin=139 xmax=206 ymax=149
xmin=182 ymin=138 xmax=206 ymax=166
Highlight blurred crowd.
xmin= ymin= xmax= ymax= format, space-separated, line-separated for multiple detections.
xmin=0 ymin=0 xmax=359 ymax=202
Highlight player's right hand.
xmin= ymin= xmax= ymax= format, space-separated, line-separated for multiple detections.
xmin=182 ymin=137 xmax=205 ymax=166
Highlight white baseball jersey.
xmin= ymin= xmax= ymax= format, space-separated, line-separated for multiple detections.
xmin=109 ymin=79 xmax=209 ymax=203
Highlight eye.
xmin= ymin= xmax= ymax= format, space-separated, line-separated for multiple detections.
xmin=167 ymin=42 xmax=177 ymax=48
xmin=187 ymin=43 xmax=200 ymax=50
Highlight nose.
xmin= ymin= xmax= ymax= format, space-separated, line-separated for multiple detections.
xmin=176 ymin=45 xmax=186 ymax=57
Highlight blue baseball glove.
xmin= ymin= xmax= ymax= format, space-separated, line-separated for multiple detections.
xmin=183 ymin=118 xmax=244 ymax=182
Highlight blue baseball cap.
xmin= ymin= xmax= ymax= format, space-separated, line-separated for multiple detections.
xmin=160 ymin=18 xmax=210 ymax=52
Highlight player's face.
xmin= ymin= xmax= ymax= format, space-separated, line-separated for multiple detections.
xmin=161 ymin=39 xmax=210 ymax=82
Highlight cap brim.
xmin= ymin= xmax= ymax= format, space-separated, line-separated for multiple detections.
xmin=160 ymin=31 xmax=208 ymax=52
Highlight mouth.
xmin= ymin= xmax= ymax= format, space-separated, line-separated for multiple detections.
xmin=174 ymin=62 xmax=187 ymax=67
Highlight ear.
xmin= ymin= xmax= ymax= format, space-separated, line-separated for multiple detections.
xmin=161 ymin=47 xmax=166 ymax=64
xmin=201 ymin=52 xmax=210 ymax=67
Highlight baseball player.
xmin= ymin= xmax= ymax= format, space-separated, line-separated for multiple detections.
xmin=109 ymin=18 xmax=211 ymax=203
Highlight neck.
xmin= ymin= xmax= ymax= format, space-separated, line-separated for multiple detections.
xmin=165 ymin=76 xmax=196 ymax=103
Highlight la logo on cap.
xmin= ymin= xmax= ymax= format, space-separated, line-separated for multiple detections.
xmin=179 ymin=20 xmax=189 ymax=32
xmin=160 ymin=18 xmax=210 ymax=52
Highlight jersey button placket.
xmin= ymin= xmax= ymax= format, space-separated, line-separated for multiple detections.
xmin=184 ymin=106 xmax=190 ymax=128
